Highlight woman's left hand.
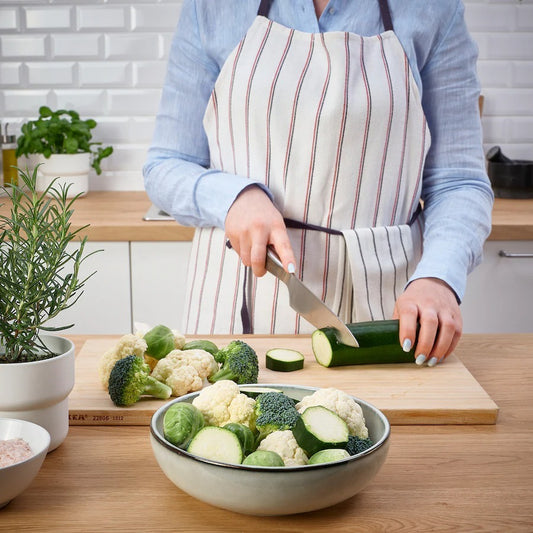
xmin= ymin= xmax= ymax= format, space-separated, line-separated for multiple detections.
xmin=393 ymin=277 xmax=462 ymax=367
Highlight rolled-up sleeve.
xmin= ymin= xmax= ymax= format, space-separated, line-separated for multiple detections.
xmin=410 ymin=0 xmax=494 ymax=301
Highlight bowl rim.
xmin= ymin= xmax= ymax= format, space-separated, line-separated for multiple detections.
xmin=0 ymin=417 xmax=51 ymax=471
xmin=150 ymin=383 xmax=390 ymax=472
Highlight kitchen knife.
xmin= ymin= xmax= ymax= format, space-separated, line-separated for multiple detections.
xmin=265 ymin=247 xmax=359 ymax=347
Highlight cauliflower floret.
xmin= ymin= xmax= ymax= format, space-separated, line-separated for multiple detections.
xmin=258 ymin=430 xmax=308 ymax=466
xmin=191 ymin=380 xmax=256 ymax=429
xmin=295 ymin=387 xmax=368 ymax=438
xmin=152 ymin=349 xmax=219 ymax=397
xmin=98 ymin=334 xmax=147 ymax=390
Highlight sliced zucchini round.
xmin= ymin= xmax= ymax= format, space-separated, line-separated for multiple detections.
xmin=265 ymin=348 xmax=304 ymax=372
xmin=187 ymin=426 xmax=243 ymax=465
xmin=292 ymin=405 xmax=349 ymax=457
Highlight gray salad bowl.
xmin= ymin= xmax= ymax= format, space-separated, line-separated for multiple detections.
xmin=149 ymin=383 xmax=390 ymax=516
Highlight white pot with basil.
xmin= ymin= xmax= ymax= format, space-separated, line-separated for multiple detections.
xmin=15 ymin=106 xmax=113 ymax=198
xmin=0 ymin=167 xmax=97 ymax=451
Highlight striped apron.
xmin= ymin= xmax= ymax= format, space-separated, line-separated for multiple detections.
xmin=183 ymin=0 xmax=430 ymax=335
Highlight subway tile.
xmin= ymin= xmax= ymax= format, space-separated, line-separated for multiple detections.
xmin=24 ymin=6 xmax=72 ymax=30
xmin=131 ymin=4 xmax=181 ymax=31
xmin=511 ymin=61 xmax=533 ymax=88
xmin=3 ymin=90 xmax=51 ymax=116
xmin=477 ymin=60 xmax=513 ymax=89
xmin=105 ymin=144 xmax=150 ymax=172
xmin=0 ymin=7 xmax=19 ymax=31
xmin=132 ymin=61 xmax=167 ymax=87
xmin=1 ymin=35 xmax=46 ymax=58
xmin=53 ymin=89 xmax=107 ymax=116
xmin=51 ymin=33 xmax=102 ymax=58
xmin=104 ymin=33 xmax=162 ymax=60
xmin=515 ymin=4 xmax=533 ymax=32
xmin=482 ymin=88 xmax=533 ymax=116
xmin=0 ymin=63 xmax=23 ymax=87
xmin=90 ymin=169 xmax=145 ymax=192
xmin=510 ymin=117 xmax=533 ymax=143
xmin=464 ymin=3 xmax=516 ymax=32
xmin=76 ymin=5 xmax=127 ymax=31
xmin=107 ymin=89 xmax=161 ymax=116
xmin=79 ymin=61 xmax=132 ymax=87
xmin=27 ymin=62 xmax=75 ymax=87
xmin=481 ymin=116 xmax=512 ymax=144
xmin=90 ymin=117 xmax=131 ymax=144
xmin=484 ymin=32 xmax=533 ymax=60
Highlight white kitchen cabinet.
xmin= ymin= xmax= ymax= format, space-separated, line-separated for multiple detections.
xmin=462 ymin=241 xmax=533 ymax=333
xmin=44 ymin=242 xmax=132 ymax=335
xmin=130 ymin=242 xmax=192 ymax=331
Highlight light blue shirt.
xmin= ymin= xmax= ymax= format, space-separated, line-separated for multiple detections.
xmin=143 ymin=0 xmax=494 ymax=301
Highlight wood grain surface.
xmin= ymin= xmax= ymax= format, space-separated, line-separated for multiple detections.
xmin=1 ymin=334 xmax=531 ymax=532
xmin=69 ymin=335 xmax=498 ymax=426
xmin=2 ymin=191 xmax=532 ymax=241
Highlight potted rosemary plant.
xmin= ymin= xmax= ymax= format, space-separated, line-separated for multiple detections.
xmin=15 ymin=106 xmax=113 ymax=197
xmin=0 ymin=166 xmax=97 ymax=450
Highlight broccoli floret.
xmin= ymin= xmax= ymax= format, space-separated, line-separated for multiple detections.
xmin=345 ymin=435 xmax=374 ymax=456
xmin=208 ymin=340 xmax=259 ymax=385
xmin=254 ymin=392 xmax=300 ymax=440
xmin=108 ymin=355 xmax=172 ymax=407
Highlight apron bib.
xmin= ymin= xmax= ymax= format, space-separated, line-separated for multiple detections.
xmin=184 ymin=0 xmax=430 ymax=335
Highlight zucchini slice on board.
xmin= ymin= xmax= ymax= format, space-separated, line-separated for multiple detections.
xmin=265 ymin=348 xmax=305 ymax=372
xmin=312 ymin=319 xmax=416 ymax=367
xmin=293 ymin=406 xmax=349 ymax=456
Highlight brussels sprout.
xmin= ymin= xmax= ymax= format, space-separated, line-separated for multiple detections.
xmin=182 ymin=339 xmax=219 ymax=357
xmin=223 ymin=423 xmax=256 ymax=455
xmin=243 ymin=450 xmax=285 ymax=467
xmin=163 ymin=402 xmax=205 ymax=449
xmin=308 ymin=448 xmax=350 ymax=465
xmin=144 ymin=324 xmax=176 ymax=360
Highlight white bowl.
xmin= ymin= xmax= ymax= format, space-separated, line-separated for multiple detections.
xmin=150 ymin=384 xmax=390 ymax=516
xmin=0 ymin=418 xmax=50 ymax=509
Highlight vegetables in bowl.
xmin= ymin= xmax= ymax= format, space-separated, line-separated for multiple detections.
xmin=150 ymin=383 xmax=391 ymax=515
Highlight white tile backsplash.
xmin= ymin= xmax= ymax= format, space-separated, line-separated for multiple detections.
xmin=0 ymin=0 xmax=531 ymax=190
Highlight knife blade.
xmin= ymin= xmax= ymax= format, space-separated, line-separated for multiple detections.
xmin=265 ymin=247 xmax=359 ymax=347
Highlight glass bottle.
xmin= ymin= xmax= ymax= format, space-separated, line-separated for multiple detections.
xmin=1 ymin=123 xmax=18 ymax=187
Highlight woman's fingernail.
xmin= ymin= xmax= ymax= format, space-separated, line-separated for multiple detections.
xmin=415 ymin=354 xmax=427 ymax=365
xmin=287 ymin=263 xmax=295 ymax=274
xmin=402 ymin=339 xmax=412 ymax=352
xmin=427 ymin=357 xmax=439 ymax=367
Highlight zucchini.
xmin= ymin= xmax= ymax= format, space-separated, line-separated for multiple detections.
xmin=312 ymin=319 xmax=416 ymax=367
xmin=265 ymin=348 xmax=304 ymax=372
xmin=187 ymin=426 xmax=243 ymax=464
xmin=292 ymin=406 xmax=349 ymax=456
xmin=308 ymin=448 xmax=350 ymax=465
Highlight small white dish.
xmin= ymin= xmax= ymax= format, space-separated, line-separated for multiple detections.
xmin=0 ymin=418 xmax=50 ymax=509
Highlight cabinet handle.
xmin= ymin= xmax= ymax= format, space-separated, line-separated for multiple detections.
xmin=498 ymin=250 xmax=533 ymax=258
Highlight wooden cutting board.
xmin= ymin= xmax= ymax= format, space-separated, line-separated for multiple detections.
xmin=68 ymin=335 xmax=498 ymax=426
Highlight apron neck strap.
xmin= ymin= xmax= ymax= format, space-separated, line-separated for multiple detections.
xmin=258 ymin=0 xmax=394 ymax=32
xmin=377 ymin=0 xmax=394 ymax=32
xmin=257 ymin=0 xmax=272 ymax=17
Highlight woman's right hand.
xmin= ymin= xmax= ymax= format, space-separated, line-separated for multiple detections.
xmin=225 ymin=185 xmax=296 ymax=277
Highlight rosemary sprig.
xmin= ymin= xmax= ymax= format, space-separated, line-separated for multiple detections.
xmin=0 ymin=166 xmax=98 ymax=363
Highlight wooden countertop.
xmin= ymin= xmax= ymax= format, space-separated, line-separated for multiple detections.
xmin=2 ymin=333 xmax=532 ymax=531
xmin=1 ymin=191 xmax=532 ymax=241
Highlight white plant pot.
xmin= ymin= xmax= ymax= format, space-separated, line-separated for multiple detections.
xmin=0 ymin=336 xmax=75 ymax=452
xmin=25 ymin=153 xmax=91 ymax=198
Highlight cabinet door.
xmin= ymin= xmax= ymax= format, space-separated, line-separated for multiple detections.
xmin=44 ymin=242 xmax=132 ymax=335
xmin=462 ymin=241 xmax=533 ymax=333
xmin=130 ymin=242 xmax=192 ymax=331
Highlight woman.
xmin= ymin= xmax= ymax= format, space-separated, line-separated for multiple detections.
xmin=144 ymin=0 xmax=493 ymax=366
